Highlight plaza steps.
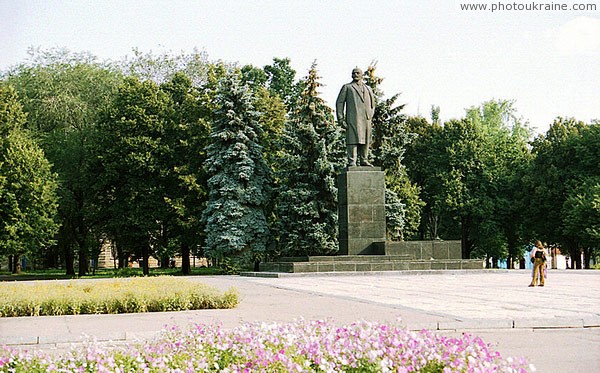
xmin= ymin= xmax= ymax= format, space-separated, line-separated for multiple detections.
xmin=244 ymin=240 xmax=484 ymax=276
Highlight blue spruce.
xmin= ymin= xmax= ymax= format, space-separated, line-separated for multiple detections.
xmin=203 ymin=73 xmax=271 ymax=263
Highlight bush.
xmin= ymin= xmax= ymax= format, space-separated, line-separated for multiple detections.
xmin=0 ymin=277 xmax=237 ymax=317
xmin=0 ymin=320 xmax=533 ymax=372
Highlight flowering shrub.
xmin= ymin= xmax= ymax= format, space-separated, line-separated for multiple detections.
xmin=0 ymin=319 xmax=534 ymax=372
xmin=0 ymin=277 xmax=238 ymax=317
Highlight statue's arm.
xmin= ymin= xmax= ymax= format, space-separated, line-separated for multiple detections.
xmin=368 ymin=86 xmax=376 ymax=116
xmin=336 ymin=85 xmax=347 ymax=122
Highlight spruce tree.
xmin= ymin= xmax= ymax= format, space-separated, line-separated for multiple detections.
xmin=276 ymin=62 xmax=345 ymax=257
xmin=202 ymin=73 xmax=271 ymax=264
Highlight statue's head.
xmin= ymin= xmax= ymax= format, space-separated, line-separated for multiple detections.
xmin=351 ymin=68 xmax=363 ymax=82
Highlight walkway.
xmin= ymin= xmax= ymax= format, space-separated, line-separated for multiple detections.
xmin=1 ymin=270 xmax=599 ymax=372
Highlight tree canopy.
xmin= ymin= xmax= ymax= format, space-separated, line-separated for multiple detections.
xmin=1 ymin=47 xmax=598 ymax=272
xmin=0 ymin=84 xmax=59 ymax=272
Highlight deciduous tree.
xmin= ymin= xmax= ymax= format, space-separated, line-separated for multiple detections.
xmin=94 ymin=77 xmax=173 ymax=275
xmin=0 ymin=84 xmax=59 ymax=273
xmin=4 ymin=48 xmax=121 ymax=275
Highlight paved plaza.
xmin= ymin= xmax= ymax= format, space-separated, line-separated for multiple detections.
xmin=1 ymin=270 xmax=599 ymax=372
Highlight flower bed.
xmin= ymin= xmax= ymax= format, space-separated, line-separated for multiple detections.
xmin=0 ymin=277 xmax=238 ymax=317
xmin=0 ymin=319 xmax=533 ymax=372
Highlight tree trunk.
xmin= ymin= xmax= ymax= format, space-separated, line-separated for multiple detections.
xmin=506 ymin=235 xmax=518 ymax=270
xmin=64 ymin=246 xmax=75 ymax=275
xmin=572 ymin=248 xmax=582 ymax=269
xmin=583 ymin=247 xmax=591 ymax=269
xmin=11 ymin=254 xmax=21 ymax=274
xmin=142 ymin=244 xmax=150 ymax=276
xmin=460 ymin=216 xmax=471 ymax=259
xmin=118 ymin=244 xmax=127 ymax=269
xmin=181 ymin=243 xmax=191 ymax=275
xmin=78 ymin=247 xmax=88 ymax=277
xmin=160 ymin=255 xmax=170 ymax=269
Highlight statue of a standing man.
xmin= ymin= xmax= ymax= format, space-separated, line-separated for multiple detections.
xmin=336 ymin=67 xmax=375 ymax=167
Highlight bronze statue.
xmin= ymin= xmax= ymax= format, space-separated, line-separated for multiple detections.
xmin=336 ymin=68 xmax=375 ymax=167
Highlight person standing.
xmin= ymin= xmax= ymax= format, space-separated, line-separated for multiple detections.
xmin=336 ymin=67 xmax=375 ymax=167
xmin=529 ymin=240 xmax=547 ymax=287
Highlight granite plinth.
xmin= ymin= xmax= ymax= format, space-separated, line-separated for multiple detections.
xmin=338 ymin=167 xmax=386 ymax=255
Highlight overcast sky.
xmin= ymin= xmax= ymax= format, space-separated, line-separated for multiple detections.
xmin=2 ymin=0 xmax=599 ymax=134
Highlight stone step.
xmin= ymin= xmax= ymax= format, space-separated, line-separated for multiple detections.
xmin=277 ymin=254 xmax=412 ymax=263
xmin=259 ymin=259 xmax=484 ymax=274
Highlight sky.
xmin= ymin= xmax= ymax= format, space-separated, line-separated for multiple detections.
xmin=1 ymin=0 xmax=599 ymax=134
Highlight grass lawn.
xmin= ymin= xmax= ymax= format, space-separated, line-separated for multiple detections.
xmin=0 ymin=276 xmax=238 ymax=317
xmin=0 ymin=266 xmax=225 ymax=281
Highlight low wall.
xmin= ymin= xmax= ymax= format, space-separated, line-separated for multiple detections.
xmin=385 ymin=240 xmax=462 ymax=260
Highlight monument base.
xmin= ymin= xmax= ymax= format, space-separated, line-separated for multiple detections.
xmin=255 ymin=240 xmax=484 ymax=275
xmin=338 ymin=167 xmax=386 ymax=255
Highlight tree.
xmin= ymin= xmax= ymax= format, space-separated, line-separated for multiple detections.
xmin=4 ymin=48 xmax=122 ymax=275
xmin=117 ymin=47 xmax=214 ymax=86
xmin=240 ymin=61 xmax=291 ymax=169
xmin=0 ymin=84 xmax=59 ymax=273
xmin=525 ymin=118 xmax=592 ymax=268
xmin=276 ymin=62 xmax=345 ymax=257
xmin=404 ymin=100 xmax=532 ymax=262
xmin=93 ymin=77 xmax=173 ymax=275
xmin=563 ymin=179 xmax=600 ymax=267
xmin=464 ymin=100 xmax=532 ymax=266
xmin=404 ymin=116 xmax=449 ymax=240
xmin=528 ymin=119 xmax=599 ymax=268
xmin=263 ymin=57 xmax=301 ymax=110
xmin=364 ymin=64 xmax=423 ymax=240
xmin=202 ymin=73 xmax=271 ymax=267
xmin=160 ymin=72 xmax=211 ymax=274
xmin=240 ymin=64 xmax=268 ymax=89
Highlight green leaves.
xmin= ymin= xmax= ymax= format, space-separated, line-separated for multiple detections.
xmin=365 ymin=64 xmax=420 ymax=240
xmin=0 ymin=85 xmax=59 ymax=262
xmin=404 ymin=100 xmax=532 ymax=260
xmin=275 ymin=62 xmax=343 ymax=257
xmin=527 ymin=119 xmax=600 ymax=266
xmin=203 ymin=73 xmax=271 ymax=262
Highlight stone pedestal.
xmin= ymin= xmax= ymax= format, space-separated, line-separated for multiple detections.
xmin=338 ymin=167 xmax=386 ymax=255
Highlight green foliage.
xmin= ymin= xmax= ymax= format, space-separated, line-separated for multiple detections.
xmin=240 ymin=64 xmax=268 ymax=89
xmin=252 ymin=87 xmax=287 ymax=169
xmin=159 ymin=72 xmax=212 ymax=273
xmin=275 ymin=62 xmax=345 ymax=257
xmin=0 ymin=85 xmax=59 ymax=269
xmin=526 ymin=119 xmax=600 ymax=267
xmin=404 ymin=116 xmax=448 ymax=240
xmin=93 ymin=76 xmax=175 ymax=274
xmin=3 ymin=47 xmax=597 ymax=270
xmin=562 ymin=179 xmax=600 ymax=248
xmin=364 ymin=64 xmax=423 ymax=240
xmin=404 ymin=100 xmax=533 ymax=261
xmin=264 ymin=57 xmax=301 ymax=110
xmin=202 ymin=73 xmax=271 ymax=262
xmin=116 ymin=47 xmax=215 ymax=86
xmin=0 ymin=86 xmax=27 ymax=136
xmin=5 ymin=49 xmax=123 ymax=275
xmin=441 ymin=100 xmax=532 ymax=259
xmin=0 ymin=277 xmax=238 ymax=317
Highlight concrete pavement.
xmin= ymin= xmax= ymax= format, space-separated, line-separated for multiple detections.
xmin=1 ymin=270 xmax=599 ymax=372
